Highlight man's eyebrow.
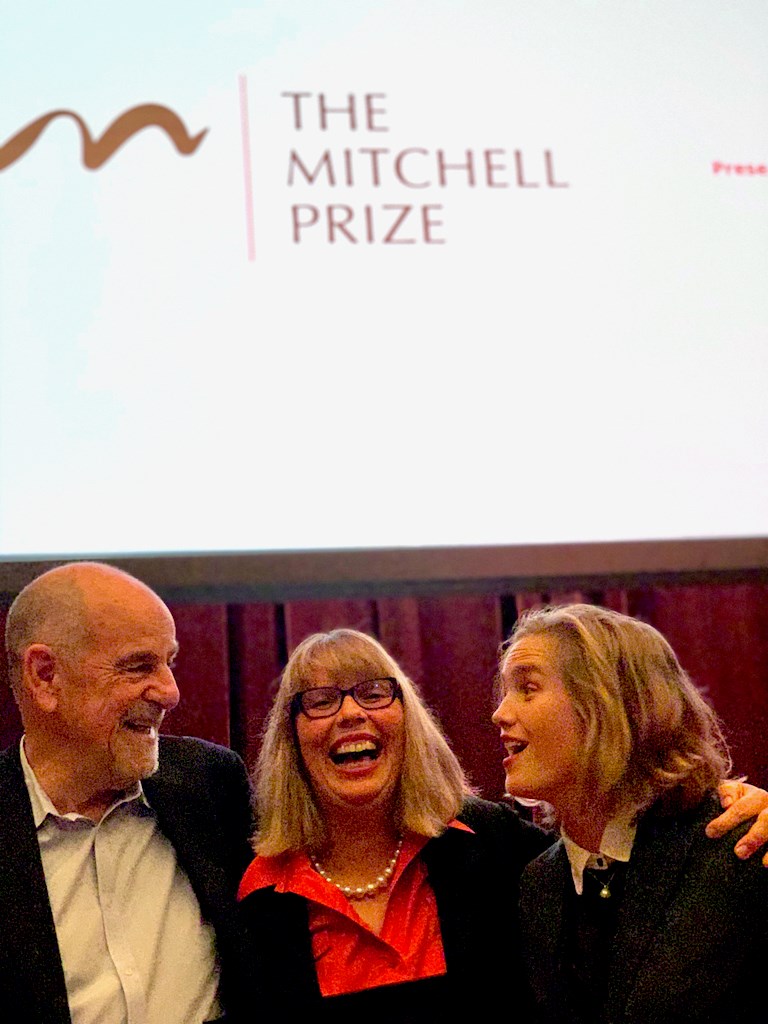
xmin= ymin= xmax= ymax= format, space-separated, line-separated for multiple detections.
xmin=114 ymin=650 xmax=159 ymax=668
xmin=114 ymin=645 xmax=178 ymax=668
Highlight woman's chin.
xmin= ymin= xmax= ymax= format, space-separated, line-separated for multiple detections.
xmin=322 ymin=776 xmax=398 ymax=817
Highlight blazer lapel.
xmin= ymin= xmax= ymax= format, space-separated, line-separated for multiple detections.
xmin=0 ymin=746 xmax=71 ymax=1024
xmin=520 ymin=841 xmax=573 ymax=1009
xmin=605 ymin=802 xmax=709 ymax=1020
xmin=143 ymin=762 xmax=232 ymax=927
xmin=424 ymin=823 xmax=534 ymax=999
xmin=238 ymin=887 xmax=321 ymax=1010
xmin=423 ymin=826 xmax=485 ymax=983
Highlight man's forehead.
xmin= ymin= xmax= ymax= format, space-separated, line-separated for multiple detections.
xmin=87 ymin=602 xmax=176 ymax=643
xmin=82 ymin=568 xmax=168 ymax=614
xmin=75 ymin=577 xmax=175 ymax=650
xmin=28 ymin=564 xmax=169 ymax=631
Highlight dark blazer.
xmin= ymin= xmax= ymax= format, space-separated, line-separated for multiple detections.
xmin=0 ymin=736 xmax=254 ymax=1024
xmin=520 ymin=793 xmax=768 ymax=1024
xmin=236 ymin=796 xmax=554 ymax=1022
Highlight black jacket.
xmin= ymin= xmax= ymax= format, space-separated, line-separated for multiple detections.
xmin=520 ymin=793 xmax=768 ymax=1024
xmin=0 ymin=736 xmax=254 ymax=1024
xmin=236 ymin=796 xmax=553 ymax=1022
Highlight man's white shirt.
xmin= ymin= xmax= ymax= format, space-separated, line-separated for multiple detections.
xmin=21 ymin=739 xmax=222 ymax=1024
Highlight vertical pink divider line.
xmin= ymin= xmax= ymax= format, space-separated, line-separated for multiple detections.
xmin=238 ymin=73 xmax=256 ymax=261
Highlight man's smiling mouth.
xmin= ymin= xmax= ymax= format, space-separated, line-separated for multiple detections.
xmin=121 ymin=716 xmax=161 ymax=736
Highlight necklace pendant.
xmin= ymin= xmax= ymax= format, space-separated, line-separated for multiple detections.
xmin=599 ymin=885 xmax=611 ymax=898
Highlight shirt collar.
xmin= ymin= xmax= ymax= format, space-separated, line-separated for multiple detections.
xmin=20 ymin=736 xmax=148 ymax=828
xmin=561 ymin=812 xmax=637 ymax=894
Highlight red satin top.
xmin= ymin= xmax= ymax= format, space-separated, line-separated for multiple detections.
xmin=237 ymin=821 xmax=472 ymax=997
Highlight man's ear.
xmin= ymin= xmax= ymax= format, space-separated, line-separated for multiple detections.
xmin=24 ymin=645 xmax=61 ymax=713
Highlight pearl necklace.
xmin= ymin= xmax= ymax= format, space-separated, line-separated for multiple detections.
xmin=310 ymin=837 xmax=404 ymax=901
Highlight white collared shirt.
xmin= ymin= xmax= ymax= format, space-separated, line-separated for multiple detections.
xmin=561 ymin=813 xmax=637 ymax=894
xmin=21 ymin=740 xmax=222 ymax=1024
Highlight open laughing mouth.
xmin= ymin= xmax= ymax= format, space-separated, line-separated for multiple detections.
xmin=120 ymin=700 xmax=163 ymax=737
xmin=329 ymin=739 xmax=381 ymax=766
xmin=502 ymin=738 xmax=528 ymax=765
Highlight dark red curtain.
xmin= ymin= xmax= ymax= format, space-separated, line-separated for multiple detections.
xmin=2 ymin=582 xmax=766 ymax=794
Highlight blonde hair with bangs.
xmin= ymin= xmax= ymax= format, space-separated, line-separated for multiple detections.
xmin=254 ymin=628 xmax=472 ymax=856
xmin=502 ymin=604 xmax=731 ymax=819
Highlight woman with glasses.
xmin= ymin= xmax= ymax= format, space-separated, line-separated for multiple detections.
xmin=235 ymin=627 xmax=553 ymax=1019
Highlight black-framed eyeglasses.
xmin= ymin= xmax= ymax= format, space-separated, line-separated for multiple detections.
xmin=291 ymin=677 xmax=401 ymax=719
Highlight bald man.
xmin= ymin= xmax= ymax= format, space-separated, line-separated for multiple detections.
xmin=1 ymin=563 xmax=254 ymax=1024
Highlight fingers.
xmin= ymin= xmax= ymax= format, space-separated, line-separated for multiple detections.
xmin=708 ymin=783 xmax=765 ymax=837
xmin=716 ymin=778 xmax=748 ymax=810
xmin=707 ymin=798 xmax=768 ymax=867
xmin=731 ymin=809 xmax=768 ymax=867
xmin=706 ymin=803 xmax=749 ymax=838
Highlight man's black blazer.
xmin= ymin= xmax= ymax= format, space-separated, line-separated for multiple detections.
xmin=520 ymin=793 xmax=768 ymax=1024
xmin=0 ymin=736 xmax=254 ymax=1024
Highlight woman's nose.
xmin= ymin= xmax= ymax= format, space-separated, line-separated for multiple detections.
xmin=338 ymin=693 xmax=366 ymax=719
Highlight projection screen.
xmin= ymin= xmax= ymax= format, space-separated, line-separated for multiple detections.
xmin=1 ymin=1 xmax=766 ymax=595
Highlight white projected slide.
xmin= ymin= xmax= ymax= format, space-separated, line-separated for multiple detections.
xmin=0 ymin=1 xmax=766 ymax=559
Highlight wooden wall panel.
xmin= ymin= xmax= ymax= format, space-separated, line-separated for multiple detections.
xmin=377 ymin=597 xmax=425 ymax=683
xmin=414 ymin=595 xmax=506 ymax=800
xmin=284 ymin=599 xmax=376 ymax=651
xmin=229 ymin=603 xmax=283 ymax=770
xmin=164 ymin=603 xmax=230 ymax=746
xmin=635 ymin=583 xmax=768 ymax=789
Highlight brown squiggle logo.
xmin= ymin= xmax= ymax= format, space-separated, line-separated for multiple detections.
xmin=0 ymin=104 xmax=207 ymax=171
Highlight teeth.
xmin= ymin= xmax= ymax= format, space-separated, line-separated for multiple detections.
xmin=334 ymin=740 xmax=377 ymax=756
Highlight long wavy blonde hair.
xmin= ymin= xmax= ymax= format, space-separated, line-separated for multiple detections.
xmin=501 ymin=603 xmax=731 ymax=819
